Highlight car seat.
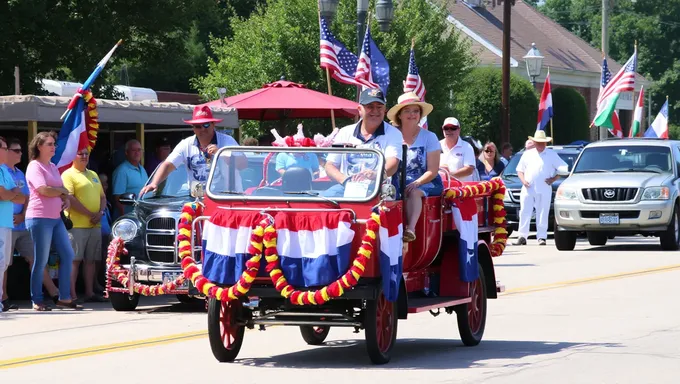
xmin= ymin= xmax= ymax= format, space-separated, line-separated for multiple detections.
xmin=281 ymin=167 xmax=313 ymax=191
xmin=646 ymin=153 xmax=669 ymax=171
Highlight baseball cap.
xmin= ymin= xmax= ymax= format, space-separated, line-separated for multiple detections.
xmin=442 ymin=117 xmax=460 ymax=128
xmin=359 ymin=88 xmax=386 ymax=105
xmin=157 ymin=137 xmax=171 ymax=148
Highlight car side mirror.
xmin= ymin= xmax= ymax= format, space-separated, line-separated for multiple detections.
xmin=556 ymin=165 xmax=570 ymax=177
xmin=119 ymin=193 xmax=136 ymax=204
xmin=381 ymin=179 xmax=396 ymax=201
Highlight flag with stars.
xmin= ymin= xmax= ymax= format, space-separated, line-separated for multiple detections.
xmin=451 ymin=196 xmax=479 ymax=282
xmin=355 ymin=25 xmax=390 ymax=94
xmin=592 ymin=52 xmax=637 ymax=138
xmin=403 ymin=47 xmax=428 ymax=129
xmin=319 ymin=17 xmax=362 ymax=87
xmin=377 ymin=206 xmax=403 ymax=302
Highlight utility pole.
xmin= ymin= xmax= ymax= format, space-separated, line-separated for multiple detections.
xmin=599 ymin=0 xmax=610 ymax=141
xmin=14 ymin=66 xmax=20 ymax=95
xmin=501 ymin=0 xmax=511 ymax=145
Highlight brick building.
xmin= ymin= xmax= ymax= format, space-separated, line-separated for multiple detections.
xmin=445 ymin=0 xmax=650 ymax=140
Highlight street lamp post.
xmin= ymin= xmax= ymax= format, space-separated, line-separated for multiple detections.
xmin=523 ymin=43 xmax=544 ymax=88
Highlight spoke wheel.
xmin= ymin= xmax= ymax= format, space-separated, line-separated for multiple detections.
xmin=299 ymin=325 xmax=331 ymax=345
xmin=456 ymin=262 xmax=487 ymax=346
xmin=208 ymin=298 xmax=245 ymax=362
xmin=364 ymin=287 xmax=398 ymax=365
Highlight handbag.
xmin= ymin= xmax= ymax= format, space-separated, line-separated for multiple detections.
xmin=60 ymin=211 xmax=73 ymax=230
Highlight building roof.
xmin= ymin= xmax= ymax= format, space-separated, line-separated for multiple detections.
xmin=446 ymin=0 xmax=647 ymax=84
xmin=0 ymin=95 xmax=239 ymax=128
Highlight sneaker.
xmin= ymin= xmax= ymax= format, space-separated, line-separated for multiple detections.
xmin=513 ymin=237 xmax=527 ymax=245
xmin=1 ymin=300 xmax=19 ymax=311
xmin=538 ymin=238 xmax=547 ymax=246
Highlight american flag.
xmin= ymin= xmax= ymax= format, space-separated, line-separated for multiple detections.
xmin=598 ymin=52 xmax=637 ymax=106
xmin=355 ymin=25 xmax=390 ymax=94
xmin=404 ymin=48 xmax=426 ymax=100
xmin=319 ymin=17 xmax=362 ymax=87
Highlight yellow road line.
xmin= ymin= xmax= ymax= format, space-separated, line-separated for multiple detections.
xmin=4 ymin=264 xmax=680 ymax=369
xmin=0 ymin=330 xmax=207 ymax=370
xmin=501 ymin=263 xmax=680 ymax=296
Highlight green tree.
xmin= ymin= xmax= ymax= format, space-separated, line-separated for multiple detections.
xmin=454 ymin=67 xmax=538 ymax=150
xmin=550 ymin=87 xmax=590 ymax=144
xmin=193 ymin=0 xmax=477 ymax=138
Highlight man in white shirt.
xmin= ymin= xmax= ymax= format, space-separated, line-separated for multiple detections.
xmin=514 ymin=130 xmax=568 ymax=246
xmin=323 ymin=88 xmax=403 ymax=197
xmin=139 ymin=106 xmax=246 ymax=196
xmin=439 ymin=118 xmax=475 ymax=181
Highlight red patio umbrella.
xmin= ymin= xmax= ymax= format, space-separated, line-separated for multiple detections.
xmin=200 ymin=80 xmax=359 ymax=120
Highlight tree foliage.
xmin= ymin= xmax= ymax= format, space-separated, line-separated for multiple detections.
xmin=454 ymin=67 xmax=538 ymax=150
xmin=550 ymin=87 xmax=590 ymax=145
xmin=539 ymin=0 xmax=680 ymax=126
xmin=0 ymin=0 xmax=264 ymax=96
xmin=193 ymin=0 xmax=477 ymax=138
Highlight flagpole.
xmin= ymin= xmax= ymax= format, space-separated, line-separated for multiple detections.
xmin=550 ymin=118 xmax=554 ymax=142
xmin=318 ymin=7 xmax=336 ymax=130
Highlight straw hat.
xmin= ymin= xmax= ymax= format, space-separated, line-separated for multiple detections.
xmin=528 ymin=130 xmax=552 ymax=143
xmin=386 ymin=92 xmax=433 ymax=123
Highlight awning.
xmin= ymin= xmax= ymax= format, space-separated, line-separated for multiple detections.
xmin=0 ymin=95 xmax=239 ymax=128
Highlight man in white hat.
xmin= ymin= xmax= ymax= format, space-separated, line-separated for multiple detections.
xmin=439 ymin=117 xmax=475 ymax=181
xmin=514 ymin=130 xmax=568 ymax=246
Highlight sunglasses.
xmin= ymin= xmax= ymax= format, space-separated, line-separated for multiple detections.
xmin=442 ymin=126 xmax=460 ymax=131
xmin=484 ymin=149 xmax=496 ymax=153
xmin=193 ymin=123 xmax=212 ymax=129
xmin=9 ymin=148 xmax=21 ymax=153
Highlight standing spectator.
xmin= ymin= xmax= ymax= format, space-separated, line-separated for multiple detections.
xmin=4 ymin=139 xmax=59 ymax=310
xmin=0 ymin=137 xmax=25 ymax=313
xmin=478 ymin=142 xmax=506 ymax=180
xmin=439 ymin=118 xmax=476 ymax=181
xmin=514 ymin=130 xmax=568 ymax=246
xmin=500 ymin=142 xmax=513 ymax=166
xmin=112 ymin=139 xmax=148 ymax=217
xmin=62 ymin=148 xmax=107 ymax=302
xmin=25 ymin=131 xmax=80 ymax=311
xmin=145 ymin=137 xmax=172 ymax=176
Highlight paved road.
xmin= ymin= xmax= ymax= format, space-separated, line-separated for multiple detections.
xmin=2 ymin=235 xmax=680 ymax=383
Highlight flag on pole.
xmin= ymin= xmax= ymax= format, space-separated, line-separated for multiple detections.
xmin=451 ymin=196 xmax=479 ymax=282
xmin=320 ymin=17 xmax=363 ymax=87
xmin=643 ymin=99 xmax=669 ymax=139
xmin=630 ymin=86 xmax=645 ymax=138
xmin=355 ymin=25 xmax=390 ymax=94
xmin=52 ymin=40 xmax=122 ymax=172
xmin=592 ymin=51 xmax=637 ymax=137
xmin=536 ymin=71 xmax=553 ymax=131
xmin=403 ymin=44 xmax=428 ymax=129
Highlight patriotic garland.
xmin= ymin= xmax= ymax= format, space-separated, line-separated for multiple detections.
xmin=82 ymin=90 xmax=99 ymax=153
xmin=443 ymin=177 xmax=508 ymax=257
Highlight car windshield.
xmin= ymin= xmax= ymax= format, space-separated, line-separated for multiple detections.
xmin=503 ymin=149 xmax=578 ymax=176
xmin=141 ymin=166 xmax=191 ymax=199
xmin=573 ymin=145 xmax=672 ymax=173
xmin=207 ymin=147 xmax=384 ymax=201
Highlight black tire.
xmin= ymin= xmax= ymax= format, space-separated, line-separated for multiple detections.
xmin=660 ymin=205 xmax=680 ymax=251
xmin=587 ymin=232 xmax=608 ymax=246
xmin=299 ymin=326 xmax=331 ymax=345
xmin=208 ymin=298 xmax=245 ymax=362
xmin=554 ymin=220 xmax=577 ymax=251
xmin=109 ymin=291 xmax=140 ymax=311
xmin=456 ymin=263 xmax=487 ymax=346
xmin=364 ymin=287 xmax=398 ymax=365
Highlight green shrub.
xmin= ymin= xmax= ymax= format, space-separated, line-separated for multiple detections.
xmin=454 ymin=67 xmax=538 ymax=150
xmin=550 ymin=87 xmax=590 ymax=144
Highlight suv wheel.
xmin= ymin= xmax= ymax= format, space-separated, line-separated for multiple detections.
xmin=586 ymin=232 xmax=608 ymax=246
xmin=554 ymin=219 xmax=576 ymax=251
xmin=660 ymin=204 xmax=680 ymax=251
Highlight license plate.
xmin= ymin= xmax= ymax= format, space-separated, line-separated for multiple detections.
xmin=162 ymin=271 xmax=189 ymax=289
xmin=244 ymin=296 xmax=260 ymax=308
xmin=599 ymin=213 xmax=620 ymax=225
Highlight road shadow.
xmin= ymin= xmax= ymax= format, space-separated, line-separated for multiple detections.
xmin=235 ymin=338 xmax=621 ymax=370
xmin=144 ymin=300 xmax=207 ymax=314
xmin=575 ymin=238 xmax=666 ymax=252
xmin=494 ymin=263 xmax=537 ymax=267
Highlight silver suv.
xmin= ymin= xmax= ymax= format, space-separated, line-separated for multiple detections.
xmin=553 ymin=139 xmax=680 ymax=251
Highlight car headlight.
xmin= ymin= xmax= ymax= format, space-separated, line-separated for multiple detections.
xmin=555 ymin=186 xmax=577 ymax=200
xmin=112 ymin=219 xmax=139 ymax=242
xmin=503 ymin=189 xmax=511 ymax=202
xmin=641 ymin=187 xmax=670 ymax=200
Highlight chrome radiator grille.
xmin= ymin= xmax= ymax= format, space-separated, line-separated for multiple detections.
xmin=145 ymin=214 xmax=203 ymax=264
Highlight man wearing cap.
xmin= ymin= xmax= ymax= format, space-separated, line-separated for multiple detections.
xmin=323 ymin=88 xmax=403 ymax=197
xmin=139 ymin=106 xmax=246 ymax=196
xmin=439 ymin=118 xmax=476 ymax=181
xmin=514 ymin=130 xmax=568 ymax=246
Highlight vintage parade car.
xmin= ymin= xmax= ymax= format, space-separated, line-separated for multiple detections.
xmin=106 ymin=139 xmax=509 ymax=364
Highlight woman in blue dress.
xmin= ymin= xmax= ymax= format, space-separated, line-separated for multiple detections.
xmin=387 ymin=92 xmax=442 ymax=242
